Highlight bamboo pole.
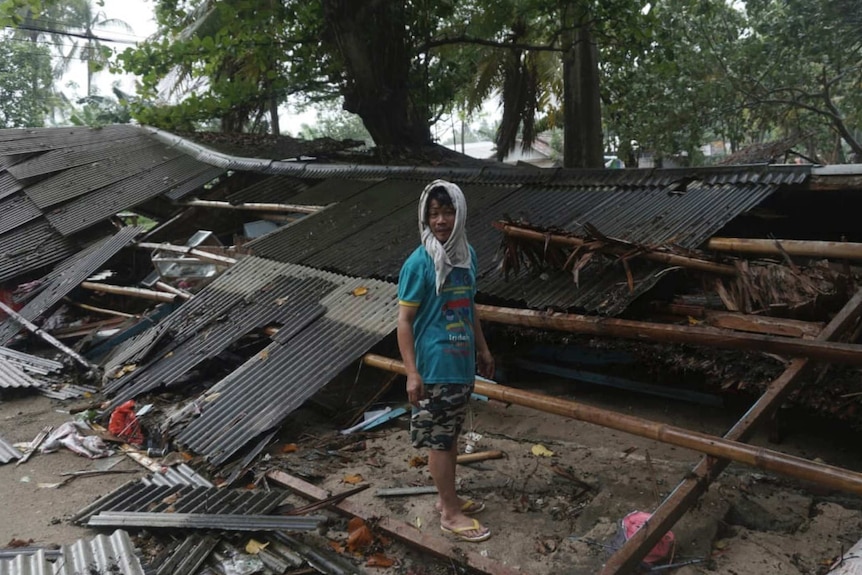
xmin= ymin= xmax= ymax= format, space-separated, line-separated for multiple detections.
xmin=154 ymin=281 xmax=193 ymax=300
xmin=601 ymin=287 xmax=862 ymax=574
xmin=456 ymin=450 xmax=504 ymax=464
xmin=64 ymin=298 xmax=139 ymax=319
xmin=182 ymin=199 xmax=324 ymax=214
xmin=708 ymin=237 xmax=862 ymax=261
xmin=79 ymin=282 xmax=177 ymax=303
xmin=475 ymin=304 xmax=862 ymax=366
xmin=652 ymin=303 xmax=824 ymax=338
xmin=0 ymin=300 xmax=97 ymax=374
xmin=496 ymin=222 xmax=738 ymax=276
xmin=362 ymin=354 xmax=862 ymax=496
xmin=135 ymin=242 xmax=238 ymax=266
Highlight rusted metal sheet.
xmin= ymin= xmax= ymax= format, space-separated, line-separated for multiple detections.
xmin=0 ymin=227 xmax=143 ymax=345
xmin=0 ymin=220 xmax=77 ymax=284
xmin=173 ymin=258 xmax=398 ymax=465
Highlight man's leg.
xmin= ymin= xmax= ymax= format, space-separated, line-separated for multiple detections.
xmin=431 ymin=437 xmax=488 ymax=538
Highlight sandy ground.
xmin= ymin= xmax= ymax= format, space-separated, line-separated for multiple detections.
xmin=3 ymin=377 xmax=862 ymax=574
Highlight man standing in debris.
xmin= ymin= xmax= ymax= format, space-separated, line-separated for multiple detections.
xmin=397 ymin=179 xmax=494 ymax=543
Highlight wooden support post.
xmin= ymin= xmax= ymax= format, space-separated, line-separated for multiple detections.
xmin=181 ymin=199 xmax=324 ymax=214
xmin=80 ymin=282 xmax=177 ymax=303
xmin=476 ymin=304 xmax=862 ymax=366
xmin=267 ymin=470 xmax=521 ymax=575
xmin=496 ymin=222 xmax=738 ymax=276
xmin=0 ymin=300 xmax=98 ymax=374
xmin=135 ymin=242 xmax=238 ymax=266
xmin=600 ymin=288 xmax=862 ymax=574
xmin=362 ymin=354 xmax=862 ymax=496
xmin=708 ymin=237 xmax=862 ymax=261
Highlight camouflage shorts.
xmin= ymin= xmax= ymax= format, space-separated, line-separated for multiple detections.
xmin=411 ymin=383 xmax=474 ymax=451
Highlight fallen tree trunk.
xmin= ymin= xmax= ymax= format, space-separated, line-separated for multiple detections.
xmin=497 ymin=222 xmax=738 ymax=276
xmin=475 ymin=304 xmax=862 ymax=366
xmin=708 ymin=237 xmax=862 ymax=261
xmin=362 ymin=354 xmax=862 ymax=497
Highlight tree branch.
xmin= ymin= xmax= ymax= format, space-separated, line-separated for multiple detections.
xmin=420 ymin=35 xmax=562 ymax=53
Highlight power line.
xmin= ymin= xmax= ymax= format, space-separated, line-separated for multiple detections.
xmin=5 ymin=23 xmax=141 ymax=45
xmin=21 ymin=16 xmax=150 ymax=42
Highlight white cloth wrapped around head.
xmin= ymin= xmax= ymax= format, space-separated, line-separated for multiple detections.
xmin=418 ymin=179 xmax=471 ymax=294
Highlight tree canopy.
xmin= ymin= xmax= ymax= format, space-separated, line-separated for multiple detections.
xmin=2 ymin=0 xmax=860 ymax=165
xmin=0 ymin=32 xmax=53 ymax=128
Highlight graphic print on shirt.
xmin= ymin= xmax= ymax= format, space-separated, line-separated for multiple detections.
xmin=441 ymin=267 xmax=473 ymax=356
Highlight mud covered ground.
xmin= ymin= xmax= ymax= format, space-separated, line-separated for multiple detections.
xmin=3 ymin=371 xmax=862 ymax=574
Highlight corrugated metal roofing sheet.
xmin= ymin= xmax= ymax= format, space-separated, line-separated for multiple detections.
xmin=173 ymin=257 xmax=398 ymax=465
xmin=0 ymin=357 xmax=41 ymax=389
xmin=143 ymin=463 xmax=214 ymax=487
xmin=7 ymin=132 xmax=155 ymax=180
xmin=153 ymin=534 xmax=218 ymax=575
xmin=0 ymin=172 xmax=23 ymax=202
xmin=0 ymin=435 xmax=21 ymax=464
xmin=0 ymin=227 xmax=143 ymax=345
xmin=89 ymin=511 xmax=324 ymax=531
xmin=163 ymin=165 xmax=225 ymax=200
xmin=72 ymin=480 xmax=286 ymax=525
xmin=106 ymin=276 xmax=330 ymax=405
xmin=0 ymin=529 xmax=144 ymax=575
xmin=0 ymin=348 xmax=62 ymax=375
xmin=0 ymin=219 xmax=77 ymax=284
xmin=0 ymin=125 xmax=138 ymax=154
xmin=225 ymin=174 xmax=312 ymax=205
xmin=24 ymin=141 xmax=179 ymax=209
xmin=0 ymin=193 xmax=41 ymax=236
xmin=46 ymin=155 xmax=209 ymax=236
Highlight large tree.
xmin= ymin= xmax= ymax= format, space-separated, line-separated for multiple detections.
xmin=0 ymin=32 xmax=54 ymax=127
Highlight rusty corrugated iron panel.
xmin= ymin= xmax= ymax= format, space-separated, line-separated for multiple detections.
xmin=45 ymin=156 xmax=209 ymax=236
xmin=24 ymin=142 xmax=182 ymax=210
xmin=0 ymin=227 xmax=143 ymax=345
xmin=0 ymin=220 xmax=77 ymax=284
xmin=0 ymin=357 xmax=41 ymax=389
xmin=175 ymin=259 xmax=398 ymax=465
xmin=0 ymin=194 xmax=41 ymax=236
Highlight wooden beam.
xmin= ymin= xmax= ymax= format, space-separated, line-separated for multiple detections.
xmin=601 ymin=287 xmax=862 ymax=574
xmin=708 ymin=237 xmax=862 ymax=261
xmin=652 ymin=303 xmax=824 ymax=338
xmin=475 ymin=304 xmax=862 ymax=366
xmin=266 ymin=470 xmax=521 ymax=575
xmin=0 ymin=300 xmax=97 ymax=373
xmin=496 ymin=222 xmax=738 ymax=276
xmin=182 ymin=199 xmax=324 ymax=214
xmin=362 ymin=354 xmax=862 ymax=497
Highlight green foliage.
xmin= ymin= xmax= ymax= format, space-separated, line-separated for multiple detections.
xmin=297 ymin=105 xmax=372 ymax=145
xmin=0 ymin=33 xmax=53 ymax=127
xmin=67 ymin=90 xmax=133 ymax=126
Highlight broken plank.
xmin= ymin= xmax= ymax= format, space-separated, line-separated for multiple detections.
xmin=267 ymin=470 xmax=521 ymax=575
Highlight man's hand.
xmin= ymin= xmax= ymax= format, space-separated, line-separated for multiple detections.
xmin=477 ymin=349 xmax=495 ymax=379
xmin=406 ymin=372 xmax=425 ymax=407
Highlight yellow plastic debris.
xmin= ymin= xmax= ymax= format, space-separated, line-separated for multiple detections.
xmin=245 ymin=539 xmax=269 ymax=554
xmin=352 ymin=286 xmax=368 ymax=297
xmin=531 ymin=444 xmax=554 ymax=457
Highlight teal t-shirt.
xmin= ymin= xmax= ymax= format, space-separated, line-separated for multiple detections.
xmin=398 ymin=245 xmax=478 ymax=384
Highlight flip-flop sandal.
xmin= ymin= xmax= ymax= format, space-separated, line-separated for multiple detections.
xmin=436 ymin=500 xmax=486 ymax=515
xmin=440 ymin=518 xmax=491 ymax=542
xmin=461 ymin=500 xmax=485 ymax=515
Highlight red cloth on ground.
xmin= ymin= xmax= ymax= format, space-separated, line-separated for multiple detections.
xmin=108 ymin=400 xmax=145 ymax=445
